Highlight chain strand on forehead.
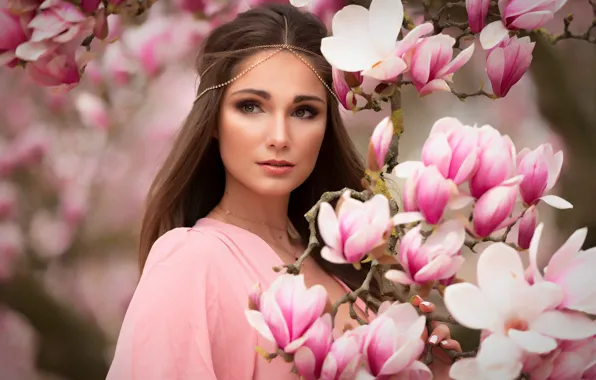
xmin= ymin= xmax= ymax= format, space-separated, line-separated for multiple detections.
xmin=193 ymin=15 xmax=340 ymax=104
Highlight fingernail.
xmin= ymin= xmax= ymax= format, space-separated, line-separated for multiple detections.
xmin=421 ymin=301 xmax=432 ymax=307
xmin=429 ymin=335 xmax=438 ymax=344
xmin=440 ymin=340 xmax=448 ymax=345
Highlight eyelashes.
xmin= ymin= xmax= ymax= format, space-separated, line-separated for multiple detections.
xmin=234 ymin=100 xmax=320 ymax=120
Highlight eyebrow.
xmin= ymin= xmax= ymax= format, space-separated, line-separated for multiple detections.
xmin=230 ymin=88 xmax=326 ymax=104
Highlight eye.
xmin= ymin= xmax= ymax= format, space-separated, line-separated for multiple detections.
xmin=236 ymin=101 xmax=262 ymax=114
xmin=293 ymin=107 xmax=318 ymax=119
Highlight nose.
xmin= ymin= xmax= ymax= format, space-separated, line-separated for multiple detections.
xmin=266 ymin=113 xmax=290 ymax=150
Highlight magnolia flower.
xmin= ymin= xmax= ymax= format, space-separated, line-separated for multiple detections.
xmin=421 ymin=117 xmax=479 ymax=185
xmin=405 ymin=34 xmax=475 ymax=95
xmin=75 ymin=92 xmax=109 ymax=130
xmin=480 ymin=0 xmax=569 ymax=49
xmin=517 ymin=143 xmax=571 ymax=209
xmin=466 ymin=0 xmax=491 ymax=33
xmin=356 ymin=303 xmax=431 ymax=379
xmin=487 ymin=36 xmax=535 ymax=98
xmin=295 ymin=314 xmax=334 ymax=380
xmin=472 ymin=176 xmax=522 ymax=237
xmin=385 ymin=219 xmax=465 ymax=285
xmin=245 ymin=274 xmax=328 ymax=353
xmin=316 ymin=333 xmax=362 ymax=380
xmin=445 ymin=242 xmax=596 ymax=357
xmin=469 ymin=125 xmax=516 ymax=198
xmin=517 ymin=205 xmax=536 ymax=250
xmin=25 ymin=49 xmax=83 ymax=90
xmin=0 ymin=9 xmax=32 ymax=66
xmin=15 ymin=0 xmax=94 ymax=62
xmin=317 ymin=191 xmax=391 ymax=266
xmin=321 ymin=0 xmax=434 ymax=81
xmin=450 ymin=334 xmax=524 ymax=380
xmin=332 ymin=68 xmax=357 ymax=111
xmin=528 ymin=224 xmax=596 ymax=314
xmin=367 ymin=116 xmax=393 ymax=172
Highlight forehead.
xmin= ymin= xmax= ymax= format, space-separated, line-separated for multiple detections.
xmin=226 ymin=50 xmax=327 ymax=99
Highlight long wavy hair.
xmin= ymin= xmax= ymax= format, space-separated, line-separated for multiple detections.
xmin=138 ymin=3 xmax=380 ymax=297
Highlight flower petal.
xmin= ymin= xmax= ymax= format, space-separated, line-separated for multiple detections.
xmin=392 ymin=212 xmax=424 ymax=225
xmin=531 ymin=310 xmax=596 ymax=340
xmin=385 ymin=269 xmax=415 ymax=285
xmin=321 ymin=36 xmax=380 ymax=73
xmin=368 ymin=0 xmax=404 ymax=57
xmin=318 ymin=202 xmax=341 ymax=250
xmin=507 ymin=329 xmax=557 ymax=354
xmin=480 ymin=20 xmax=509 ymax=49
xmin=444 ymin=283 xmax=498 ymax=330
xmin=539 ymin=194 xmax=573 ymax=209
xmin=245 ymin=310 xmax=277 ymax=345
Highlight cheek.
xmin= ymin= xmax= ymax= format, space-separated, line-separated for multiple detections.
xmin=297 ymin=122 xmax=326 ymax=169
xmin=218 ymin=111 xmax=258 ymax=166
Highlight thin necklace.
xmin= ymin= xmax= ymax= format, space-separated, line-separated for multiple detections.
xmin=213 ymin=205 xmax=302 ymax=259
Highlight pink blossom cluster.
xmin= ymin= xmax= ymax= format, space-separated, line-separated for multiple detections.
xmin=246 ymin=274 xmax=433 ymax=380
xmin=393 ymin=116 xmax=570 ymax=244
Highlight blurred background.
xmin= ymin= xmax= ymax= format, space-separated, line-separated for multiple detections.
xmin=0 ymin=0 xmax=595 ymax=378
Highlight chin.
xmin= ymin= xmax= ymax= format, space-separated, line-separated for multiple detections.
xmin=251 ymin=180 xmax=301 ymax=197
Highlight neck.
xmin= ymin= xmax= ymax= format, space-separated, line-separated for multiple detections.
xmin=216 ymin=179 xmax=292 ymax=246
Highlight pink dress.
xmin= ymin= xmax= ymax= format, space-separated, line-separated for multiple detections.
xmin=107 ymin=218 xmax=361 ymax=380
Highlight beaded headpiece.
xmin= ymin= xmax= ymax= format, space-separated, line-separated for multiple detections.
xmin=193 ymin=15 xmax=339 ymax=104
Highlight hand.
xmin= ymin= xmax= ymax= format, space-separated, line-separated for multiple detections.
xmin=412 ymin=296 xmax=462 ymax=380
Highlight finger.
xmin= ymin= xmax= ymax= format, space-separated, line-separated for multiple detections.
xmin=411 ymin=295 xmax=423 ymax=307
xmin=418 ymin=300 xmax=436 ymax=313
xmin=428 ymin=323 xmax=450 ymax=345
xmin=440 ymin=339 xmax=462 ymax=353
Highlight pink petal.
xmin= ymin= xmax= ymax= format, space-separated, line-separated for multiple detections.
xmin=292 ymin=284 xmax=328 ymax=340
xmin=321 ymin=246 xmax=349 ymax=264
xmin=417 ymin=78 xmax=450 ymax=96
xmin=509 ymin=10 xmax=553 ymax=30
xmin=394 ymin=22 xmax=434 ymax=57
xmin=260 ymin=292 xmax=290 ymax=348
xmin=392 ymin=160 xmax=424 ymax=178
xmin=436 ymin=42 xmax=475 ymax=78
xmin=378 ymin=338 xmax=424 ymax=375
xmin=416 ymin=255 xmax=464 ymax=283
xmin=421 ymin=133 xmax=452 ymax=178
xmin=545 ymin=227 xmax=587 ymax=280
xmin=466 ymin=0 xmax=491 ymax=33
xmin=295 ymin=346 xmax=317 ymax=378
xmin=343 ymin=228 xmax=375 ymax=262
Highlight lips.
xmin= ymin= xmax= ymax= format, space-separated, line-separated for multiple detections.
xmin=257 ymin=160 xmax=295 ymax=167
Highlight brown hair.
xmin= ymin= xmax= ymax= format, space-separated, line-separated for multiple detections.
xmin=138 ymin=3 xmax=379 ymax=297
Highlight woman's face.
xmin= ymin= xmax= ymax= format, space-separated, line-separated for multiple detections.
xmin=218 ymin=50 xmax=328 ymax=197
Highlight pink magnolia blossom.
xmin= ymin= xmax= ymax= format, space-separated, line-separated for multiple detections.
xmin=480 ymin=0 xmax=568 ymax=49
xmin=487 ymin=35 xmax=535 ymax=98
xmin=294 ymin=314 xmax=334 ymax=380
xmin=321 ymin=0 xmax=433 ymax=81
xmin=317 ymin=333 xmax=362 ymax=380
xmin=528 ymin=224 xmax=596 ymax=314
xmin=367 ymin=116 xmax=393 ymax=172
xmin=15 ymin=0 xmax=94 ymax=62
xmin=410 ymin=165 xmax=451 ymax=224
xmin=445 ymin=242 xmax=596 ymax=358
xmin=385 ymin=219 xmax=465 ymax=285
xmin=421 ymin=117 xmax=479 ymax=185
xmin=0 ymin=9 xmax=32 ymax=66
xmin=355 ymin=302 xmax=430 ymax=379
xmin=332 ymin=68 xmax=365 ymax=111
xmin=517 ymin=143 xmax=571 ymax=209
xmin=405 ymin=34 xmax=475 ymax=96
xmin=472 ymin=176 xmax=522 ymax=237
xmin=317 ymin=191 xmax=391 ymax=266
xmin=450 ymin=334 xmax=524 ymax=380
xmin=469 ymin=125 xmax=517 ymax=198
xmin=517 ymin=205 xmax=536 ymax=250
xmin=25 ymin=48 xmax=85 ymax=90
xmin=245 ymin=274 xmax=328 ymax=354
xmin=466 ymin=0 xmax=490 ymax=33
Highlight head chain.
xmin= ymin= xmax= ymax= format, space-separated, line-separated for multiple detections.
xmin=193 ymin=16 xmax=340 ymax=105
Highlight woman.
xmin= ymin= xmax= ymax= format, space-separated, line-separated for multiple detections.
xmin=107 ymin=3 xmax=459 ymax=379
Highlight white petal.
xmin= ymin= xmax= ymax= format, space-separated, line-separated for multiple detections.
xmin=508 ymin=329 xmax=557 ymax=354
xmin=385 ymin=269 xmax=415 ymax=284
xmin=546 ymin=227 xmax=587 ymax=280
xmin=368 ymin=0 xmax=404 ymax=56
xmin=289 ymin=0 xmax=312 ymax=6
xmin=392 ymin=212 xmax=424 ymax=225
xmin=528 ymin=222 xmax=545 ymax=282
xmin=479 ymin=21 xmax=509 ymax=49
xmin=331 ymin=4 xmax=370 ymax=40
xmin=539 ymin=194 xmax=573 ymax=209
xmin=531 ymin=310 xmax=596 ymax=340
xmin=245 ymin=310 xmax=276 ymax=344
xmin=392 ymin=160 xmax=424 ymax=178
xmin=321 ymin=36 xmax=381 ymax=73
xmin=444 ymin=283 xmax=498 ymax=330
